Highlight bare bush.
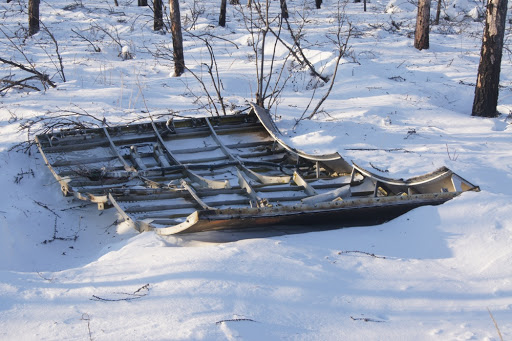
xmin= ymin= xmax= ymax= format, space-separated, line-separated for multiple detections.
xmin=12 ymin=105 xmax=107 ymax=153
xmin=149 ymin=32 xmax=239 ymax=116
xmin=295 ymin=2 xmax=352 ymax=124
xmin=0 ymin=26 xmax=58 ymax=93
xmin=90 ymin=22 xmax=133 ymax=60
xmin=237 ymin=0 xmax=296 ymax=109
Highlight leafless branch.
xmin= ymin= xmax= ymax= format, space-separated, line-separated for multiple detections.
xmin=39 ymin=23 xmax=66 ymax=82
xmin=71 ymin=28 xmax=101 ymax=52
xmin=91 ymin=284 xmax=150 ymax=302
xmin=1 ymin=75 xmax=41 ymax=92
xmin=337 ymin=250 xmax=387 ymax=259
xmin=41 ymin=216 xmax=79 ymax=244
xmin=90 ymin=21 xmax=123 ymax=49
xmin=293 ymin=3 xmax=352 ymax=127
xmin=303 ymin=27 xmax=351 ymax=120
xmin=284 ymin=17 xmax=329 ymax=83
xmin=0 ymin=56 xmax=56 ymax=88
xmin=11 ymin=104 xmax=106 ymax=153
xmin=33 ymin=200 xmax=61 ymax=218
xmin=236 ymin=0 xmax=296 ymax=109
xmin=446 ymin=144 xmax=458 ymax=161
xmin=1 ymin=26 xmax=56 ymax=84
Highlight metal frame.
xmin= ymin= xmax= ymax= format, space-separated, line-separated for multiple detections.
xmin=35 ymin=104 xmax=479 ymax=235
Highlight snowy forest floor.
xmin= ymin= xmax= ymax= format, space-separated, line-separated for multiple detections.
xmin=0 ymin=0 xmax=511 ymax=340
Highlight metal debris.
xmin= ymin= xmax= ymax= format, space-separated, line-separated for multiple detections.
xmin=35 ymin=104 xmax=479 ymax=235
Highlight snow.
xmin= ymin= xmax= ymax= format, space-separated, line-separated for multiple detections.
xmin=1 ymin=0 xmax=511 ymax=340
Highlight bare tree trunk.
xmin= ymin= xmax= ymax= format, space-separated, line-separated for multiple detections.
xmin=472 ymin=0 xmax=508 ymax=117
xmin=414 ymin=0 xmax=431 ymax=50
xmin=364 ymin=0 xmax=367 ymax=11
xmin=219 ymin=0 xmax=227 ymax=27
xmin=138 ymin=0 xmax=148 ymax=6
xmin=169 ymin=0 xmax=185 ymax=77
xmin=247 ymin=0 xmax=252 ymax=7
xmin=154 ymin=0 xmax=163 ymax=31
xmin=315 ymin=0 xmax=322 ymax=9
xmin=434 ymin=0 xmax=442 ymax=24
xmin=280 ymin=0 xmax=288 ymax=19
xmin=28 ymin=0 xmax=40 ymax=36
xmin=114 ymin=0 xmax=119 ymax=6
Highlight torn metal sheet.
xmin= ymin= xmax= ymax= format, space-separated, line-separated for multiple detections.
xmin=35 ymin=103 xmax=479 ymax=235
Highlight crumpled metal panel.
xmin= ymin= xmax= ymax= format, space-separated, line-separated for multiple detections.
xmin=35 ymin=104 xmax=479 ymax=235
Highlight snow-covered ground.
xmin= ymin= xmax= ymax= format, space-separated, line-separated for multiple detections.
xmin=1 ymin=0 xmax=511 ymax=339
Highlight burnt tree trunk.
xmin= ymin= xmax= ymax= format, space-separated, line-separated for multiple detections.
xmin=138 ymin=0 xmax=148 ymax=6
xmin=219 ymin=0 xmax=227 ymax=27
xmin=472 ymin=0 xmax=508 ymax=117
xmin=414 ymin=0 xmax=431 ymax=50
xmin=280 ymin=0 xmax=288 ymax=19
xmin=154 ymin=0 xmax=163 ymax=31
xmin=169 ymin=0 xmax=185 ymax=77
xmin=28 ymin=0 xmax=40 ymax=36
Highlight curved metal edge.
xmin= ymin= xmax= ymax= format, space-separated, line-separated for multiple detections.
xmin=351 ymin=162 xmax=478 ymax=190
xmin=249 ymin=103 xmax=352 ymax=173
xmin=352 ymin=162 xmax=453 ymax=187
xmin=35 ymin=135 xmax=73 ymax=197
xmin=154 ymin=211 xmax=200 ymax=235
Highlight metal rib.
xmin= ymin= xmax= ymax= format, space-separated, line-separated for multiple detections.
xmin=149 ymin=118 xmax=229 ymax=189
xmin=102 ymin=127 xmax=135 ymax=172
xmin=205 ymin=117 xmax=291 ymax=185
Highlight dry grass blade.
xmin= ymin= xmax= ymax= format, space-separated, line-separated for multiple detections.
xmin=487 ymin=308 xmax=504 ymax=341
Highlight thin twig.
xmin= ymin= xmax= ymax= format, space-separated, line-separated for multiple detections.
xmin=91 ymin=284 xmax=150 ymax=302
xmin=40 ymin=22 xmax=66 ymax=82
xmin=350 ymin=316 xmax=385 ymax=323
xmin=41 ymin=216 xmax=79 ymax=244
xmin=369 ymin=162 xmax=389 ymax=173
xmin=0 ymin=26 xmax=56 ymax=90
xmin=1 ymin=76 xmax=41 ymax=92
xmin=37 ymin=272 xmax=55 ymax=282
xmin=304 ymin=29 xmax=351 ymax=119
xmin=345 ymin=148 xmax=412 ymax=153
xmin=284 ymin=17 xmax=329 ymax=83
xmin=216 ymin=318 xmax=256 ymax=324
xmin=33 ymin=200 xmax=61 ymax=218
xmin=446 ymin=144 xmax=458 ymax=161
xmin=487 ymin=308 xmax=504 ymax=341
xmin=0 ymin=56 xmax=56 ymax=88
xmin=337 ymin=250 xmax=387 ymax=259
xmin=71 ymin=28 xmax=101 ymax=52
xmin=81 ymin=313 xmax=93 ymax=341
